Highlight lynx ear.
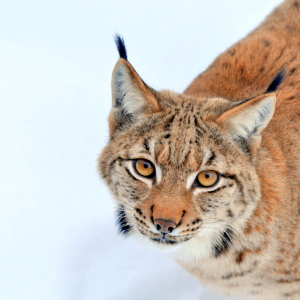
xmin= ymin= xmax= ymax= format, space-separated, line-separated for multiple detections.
xmin=216 ymin=93 xmax=276 ymax=158
xmin=109 ymin=59 xmax=160 ymax=135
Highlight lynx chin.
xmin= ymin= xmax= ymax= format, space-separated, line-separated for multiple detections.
xmin=99 ymin=1 xmax=300 ymax=299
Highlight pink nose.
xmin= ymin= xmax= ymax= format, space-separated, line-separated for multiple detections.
xmin=154 ymin=219 xmax=177 ymax=234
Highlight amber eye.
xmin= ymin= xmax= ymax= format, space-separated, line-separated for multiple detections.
xmin=196 ymin=170 xmax=219 ymax=187
xmin=133 ymin=159 xmax=155 ymax=178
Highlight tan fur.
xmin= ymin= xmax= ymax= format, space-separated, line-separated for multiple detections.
xmin=99 ymin=1 xmax=300 ymax=299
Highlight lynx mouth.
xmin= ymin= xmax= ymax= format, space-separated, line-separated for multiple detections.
xmin=150 ymin=234 xmax=192 ymax=245
xmin=150 ymin=236 xmax=179 ymax=245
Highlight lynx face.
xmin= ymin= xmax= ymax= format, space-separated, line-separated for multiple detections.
xmin=99 ymin=37 xmax=277 ymax=257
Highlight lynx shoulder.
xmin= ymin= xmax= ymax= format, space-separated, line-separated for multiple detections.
xmin=99 ymin=1 xmax=300 ymax=299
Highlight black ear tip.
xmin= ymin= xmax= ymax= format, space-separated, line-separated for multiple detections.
xmin=114 ymin=34 xmax=128 ymax=61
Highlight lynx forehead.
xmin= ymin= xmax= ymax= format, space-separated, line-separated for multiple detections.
xmin=99 ymin=1 xmax=300 ymax=299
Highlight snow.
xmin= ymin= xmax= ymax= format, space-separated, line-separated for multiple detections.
xmin=0 ymin=0 xmax=282 ymax=299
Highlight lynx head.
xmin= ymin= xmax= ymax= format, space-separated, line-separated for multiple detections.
xmin=99 ymin=36 xmax=279 ymax=257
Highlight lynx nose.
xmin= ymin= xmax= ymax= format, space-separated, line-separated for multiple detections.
xmin=154 ymin=219 xmax=177 ymax=234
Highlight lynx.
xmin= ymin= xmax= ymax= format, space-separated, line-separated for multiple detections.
xmin=99 ymin=0 xmax=300 ymax=298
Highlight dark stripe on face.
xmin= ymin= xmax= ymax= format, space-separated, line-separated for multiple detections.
xmin=135 ymin=208 xmax=142 ymax=215
xmin=116 ymin=205 xmax=132 ymax=235
xmin=206 ymin=151 xmax=216 ymax=166
xmin=125 ymin=167 xmax=138 ymax=181
xmin=165 ymin=114 xmax=175 ymax=131
xmin=213 ymin=228 xmax=233 ymax=257
xmin=194 ymin=116 xmax=208 ymax=133
xmin=223 ymin=173 xmax=245 ymax=203
xmin=206 ymin=185 xmax=227 ymax=194
xmin=144 ymin=139 xmax=150 ymax=152
xmin=195 ymin=126 xmax=206 ymax=136
xmin=109 ymin=156 xmax=125 ymax=167
xmin=223 ymin=173 xmax=237 ymax=180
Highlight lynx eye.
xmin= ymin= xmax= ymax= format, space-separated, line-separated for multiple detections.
xmin=133 ymin=159 xmax=155 ymax=178
xmin=196 ymin=170 xmax=219 ymax=187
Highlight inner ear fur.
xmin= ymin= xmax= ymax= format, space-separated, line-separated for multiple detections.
xmin=216 ymin=93 xmax=276 ymax=159
xmin=109 ymin=59 xmax=160 ymax=136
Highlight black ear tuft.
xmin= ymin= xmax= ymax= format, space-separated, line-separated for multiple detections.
xmin=265 ymin=69 xmax=285 ymax=93
xmin=114 ymin=34 xmax=128 ymax=61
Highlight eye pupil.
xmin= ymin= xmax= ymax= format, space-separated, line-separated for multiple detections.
xmin=133 ymin=159 xmax=155 ymax=178
xmin=196 ymin=170 xmax=219 ymax=188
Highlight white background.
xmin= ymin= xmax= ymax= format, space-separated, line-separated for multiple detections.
xmin=0 ymin=1 xmax=282 ymax=299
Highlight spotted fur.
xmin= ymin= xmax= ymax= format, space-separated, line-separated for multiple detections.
xmin=99 ymin=1 xmax=300 ymax=299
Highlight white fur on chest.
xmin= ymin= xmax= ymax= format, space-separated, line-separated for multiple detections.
xmin=165 ymin=234 xmax=258 ymax=299
xmin=170 ymin=232 xmax=214 ymax=263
